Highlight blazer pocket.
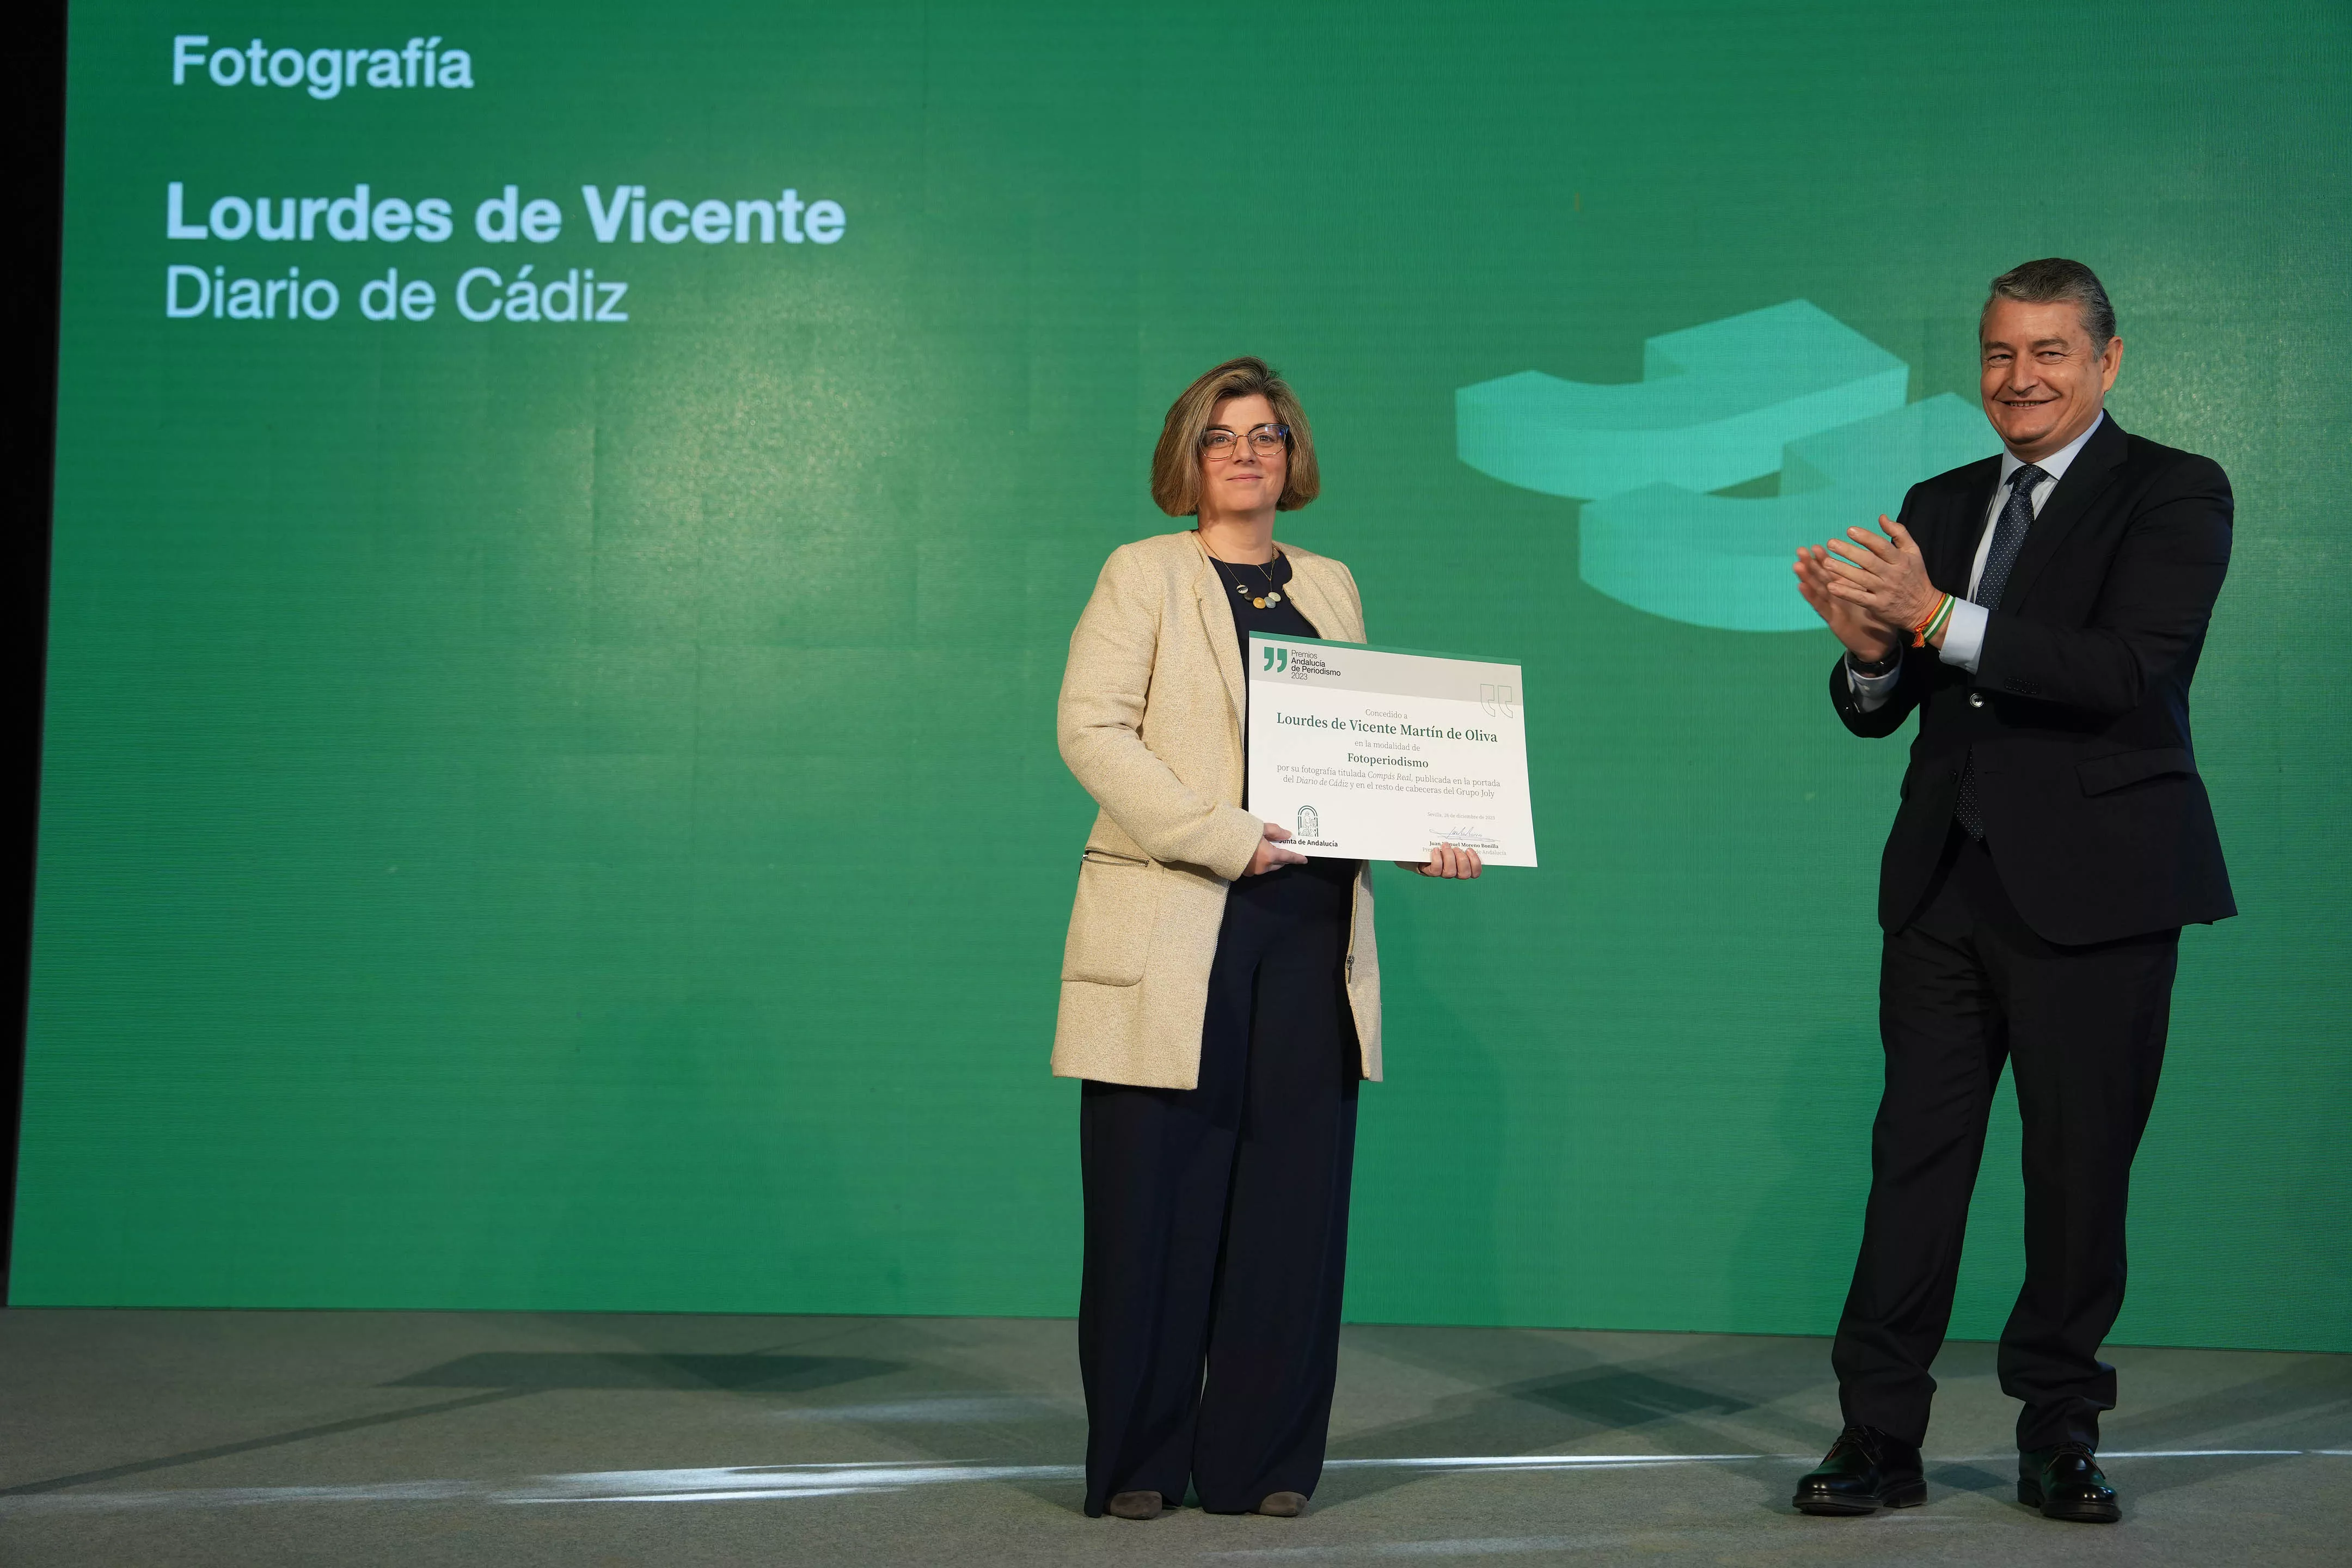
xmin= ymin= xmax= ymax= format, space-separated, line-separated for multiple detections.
xmin=2077 ymin=746 xmax=2196 ymax=796
xmin=1061 ymin=852 xmax=1160 ymax=987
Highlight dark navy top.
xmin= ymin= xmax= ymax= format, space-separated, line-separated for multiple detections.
xmin=1204 ymin=548 xmax=1321 ymax=674
xmin=1205 ymin=544 xmax=1360 ymax=891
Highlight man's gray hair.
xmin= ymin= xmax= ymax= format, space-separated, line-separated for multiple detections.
xmin=1985 ymin=258 xmax=2118 ymax=349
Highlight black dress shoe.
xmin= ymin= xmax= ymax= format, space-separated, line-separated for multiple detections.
xmin=2019 ymin=1444 xmax=2120 ymax=1523
xmin=1792 ymin=1425 xmax=1926 ymax=1515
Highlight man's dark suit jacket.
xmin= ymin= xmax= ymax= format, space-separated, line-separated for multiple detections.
xmin=1828 ymin=414 xmax=2235 ymax=945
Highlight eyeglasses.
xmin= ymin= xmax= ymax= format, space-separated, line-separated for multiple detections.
xmin=1200 ymin=424 xmax=1290 ymax=458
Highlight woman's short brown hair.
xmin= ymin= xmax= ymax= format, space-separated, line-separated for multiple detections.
xmin=1149 ymin=356 xmax=1321 ymax=516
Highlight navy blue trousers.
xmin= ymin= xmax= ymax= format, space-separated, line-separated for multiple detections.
xmin=1077 ymin=860 xmax=1361 ymax=1516
xmin=1835 ymin=829 xmax=2177 ymax=1453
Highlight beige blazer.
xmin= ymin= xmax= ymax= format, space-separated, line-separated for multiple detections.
xmin=1052 ymin=530 xmax=1381 ymax=1089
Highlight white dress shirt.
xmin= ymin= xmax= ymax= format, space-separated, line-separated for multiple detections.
xmin=1847 ymin=412 xmax=2105 ymax=712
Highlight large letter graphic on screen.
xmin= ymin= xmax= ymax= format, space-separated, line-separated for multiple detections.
xmin=1456 ymin=301 xmax=1998 ymax=632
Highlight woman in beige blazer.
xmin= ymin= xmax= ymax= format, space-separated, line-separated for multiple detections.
xmin=1056 ymin=357 xmax=1481 ymax=1522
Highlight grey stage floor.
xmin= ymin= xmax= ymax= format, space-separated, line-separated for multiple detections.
xmin=2 ymin=1310 xmax=2345 ymax=1566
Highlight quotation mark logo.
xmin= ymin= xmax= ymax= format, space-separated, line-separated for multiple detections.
xmin=1262 ymin=646 xmax=1289 ymax=672
xmin=1456 ymin=300 xmax=1998 ymax=632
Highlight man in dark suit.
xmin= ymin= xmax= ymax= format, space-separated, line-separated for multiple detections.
xmin=1786 ymin=258 xmax=2234 ymax=1524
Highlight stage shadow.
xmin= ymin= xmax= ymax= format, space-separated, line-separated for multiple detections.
xmin=662 ymin=1322 xmax=1096 ymax=1515
xmin=1337 ymin=1329 xmax=1833 ymax=1463
xmin=383 ymin=1351 xmax=902 ymax=1393
xmin=1518 ymin=1368 xmax=1758 ymax=1426
xmin=0 ymin=1388 xmax=535 ymax=1497
xmin=1926 ymin=1461 xmax=2011 ymax=1495
xmin=2112 ymin=1353 xmax=2352 ymax=1449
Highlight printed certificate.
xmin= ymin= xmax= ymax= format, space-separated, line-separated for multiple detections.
xmin=1246 ymin=634 xmax=1538 ymax=867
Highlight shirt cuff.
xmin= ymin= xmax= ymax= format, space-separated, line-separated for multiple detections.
xmin=1845 ymin=658 xmax=1902 ymax=713
xmin=1938 ymin=599 xmax=1989 ymax=673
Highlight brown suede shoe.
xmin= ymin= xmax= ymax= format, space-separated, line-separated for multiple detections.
xmin=1106 ymin=1490 xmax=1163 ymax=1520
xmin=1254 ymin=1492 xmax=1307 ymax=1517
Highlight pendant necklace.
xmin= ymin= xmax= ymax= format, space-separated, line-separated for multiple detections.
xmin=1228 ymin=553 xmax=1283 ymax=610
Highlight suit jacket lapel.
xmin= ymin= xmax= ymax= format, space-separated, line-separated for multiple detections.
xmin=1189 ymin=533 xmax=1248 ymax=725
xmin=1279 ymin=550 xmax=1355 ymax=644
xmin=1995 ymin=414 xmax=2129 ymax=609
xmin=1934 ymin=457 xmax=2001 ymax=595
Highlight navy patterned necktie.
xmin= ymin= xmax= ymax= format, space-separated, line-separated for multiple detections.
xmin=1953 ymin=463 xmax=2049 ymax=842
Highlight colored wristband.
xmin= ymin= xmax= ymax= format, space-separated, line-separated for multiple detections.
xmin=1927 ymin=595 xmax=1957 ymax=642
xmin=1912 ymin=592 xmax=1954 ymax=647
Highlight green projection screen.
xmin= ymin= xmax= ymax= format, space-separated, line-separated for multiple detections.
xmin=17 ymin=1 xmax=2351 ymax=1352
